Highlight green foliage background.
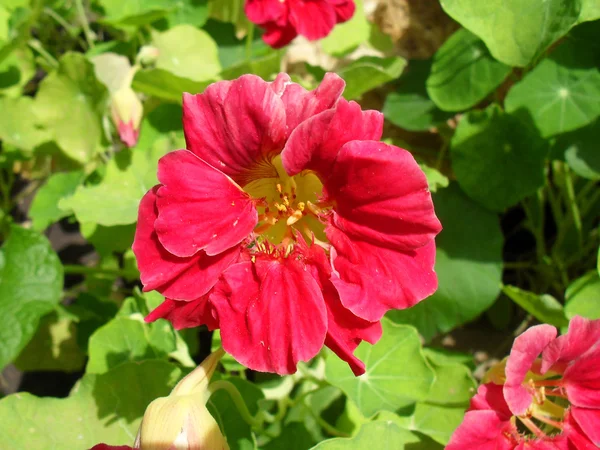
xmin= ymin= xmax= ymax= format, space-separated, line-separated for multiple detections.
xmin=0 ymin=0 xmax=598 ymax=448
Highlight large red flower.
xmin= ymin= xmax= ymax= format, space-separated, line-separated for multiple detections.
xmin=245 ymin=0 xmax=356 ymax=48
xmin=132 ymin=73 xmax=441 ymax=376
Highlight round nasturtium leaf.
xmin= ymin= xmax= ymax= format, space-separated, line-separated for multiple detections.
xmin=565 ymin=271 xmax=600 ymax=320
xmin=153 ymin=24 xmax=221 ymax=82
xmin=450 ymin=103 xmax=548 ymax=212
xmin=440 ymin=0 xmax=581 ymax=67
xmin=388 ymin=184 xmax=503 ymax=341
xmin=311 ymin=421 xmax=423 ymax=450
xmin=554 ymin=118 xmax=600 ymax=180
xmin=505 ymin=39 xmax=600 ymax=138
xmin=325 ymin=319 xmax=434 ymax=418
xmin=0 ymin=225 xmax=63 ymax=372
xmin=426 ymin=28 xmax=511 ymax=112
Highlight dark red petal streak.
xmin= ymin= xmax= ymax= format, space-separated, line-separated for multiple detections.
xmin=282 ymin=100 xmax=382 ymax=177
xmin=324 ymin=140 xmax=441 ymax=251
xmin=328 ymin=226 xmax=437 ymax=322
xmin=132 ymin=187 xmax=239 ymax=300
xmin=503 ymin=324 xmax=557 ymax=416
xmin=145 ymin=297 xmax=219 ymax=331
xmin=155 ymin=150 xmax=257 ymax=257
xmin=211 ymin=258 xmax=327 ymax=374
xmin=182 ymin=75 xmax=286 ymax=184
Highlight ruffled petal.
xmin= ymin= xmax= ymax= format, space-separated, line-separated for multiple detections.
xmin=297 ymin=237 xmax=382 ymax=376
xmin=132 ymin=187 xmax=240 ymax=300
xmin=327 ymin=225 xmax=437 ymax=322
xmin=446 ymin=410 xmax=517 ymax=450
xmin=210 ymin=255 xmax=327 ymax=374
xmin=282 ymin=99 xmax=382 ymax=177
xmin=280 ymin=73 xmax=345 ymax=138
xmin=154 ymin=150 xmax=257 ymax=257
xmin=469 ymin=383 xmax=513 ymax=421
xmin=563 ymin=345 xmax=600 ymax=408
xmin=182 ymin=75 xmax=287 ymax=185
xmin=244 ymin=0 xmax=287 ymax=24
xmin=145 ymin=297 xmax=219 ymax=331
xmin=541 ymin=316 xmax=600 ymax=373
xmin=503 ymin=325 xmax=557 ymax=416
xmin=324 ymin=140 xmax=441 ymax=251
xmin=288 ymin=0 xmax=337 ymax=40
xmin=571 ymin=407 xmax=600 ymax=447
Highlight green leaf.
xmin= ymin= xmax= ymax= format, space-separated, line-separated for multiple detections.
xmin=440 ymin=0 xmax=581 ymax=67
xmin=0 ymin=96 xmax=49 ymax=152
xmin=0 ymin=46 xmax=35 ymax=96
xmin=153 ymin=25 xmax=221 ymax=82
xmin=383 ymin=60 xmax=454 ymax=132
xmin=29 ymin=171 xmax=85 ymax=231
xmin=555 ymin=118 xmax=600 ymax=180
xmin=207 ymin=0 xmax=250 ymax=34
xmin=132 ymin=68 xmax=211 ymax=103
xmin=389 ymin=184 xmax=503 ymax=340
xmin=320 ymin=0 xmax=369 ymax=56
xmin=326 ymin=319 xmax=434 ymax=418
xmin=0 ymin=225 xmax=63 ymax=371
xmin=99 ymin=0 xmax=171 ymax=25
xmin=423 ymin=359 xmax=476 ymax=407
xmin=164 ymin=0 xmax=209 ymax=28
xmin=391 ymin=403 xmax=467 ymax=445
xmin=34 ymin=52 xmax=108 ymax=163
xmin=86 ymin=315 xmax=177 ymax=373
xmin=338 ymin=56 xmax=406 ymax=100
xmin=59 ymin=147 xmax=165 ymax=226
xmin=420 ymin=164 xmax=449 ymax=193
xmin=503 ymin=285 xmax=569 ymax=327
xmin=207 ymin=376 xmax=263 ymax=450
xmin=580 ymin=0 xmax=600 ymax=22
xmin=14 ymin=310 xmax=85 ymax=372
xmin=0 ymin=360 xmax=182 ymax=449
xmin=311 ymin=421 xmax=423 ymax=450
xmin=450 ymin=104 xmax=548 ymax=211
xmin=426 ymin=29 xmax=511 ymax=111
xmin=505 ymin=40 xmax=600 ymax=137
xmin=263 ymin=423 xmax=315 ymax=450
xmin=565 ymin=271 xmax=600 ymax=320
xmin=220 ymin=49 xmax=282 ymax=81
xmin=80 ymin=222 xmax=136 ymax=256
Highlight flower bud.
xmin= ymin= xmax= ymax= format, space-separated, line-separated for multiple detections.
xmin=111 ymin=84 xmax=143 ymax=148
xmin=136 ymin=46 xmax=160 ymax=66
xmin=134 ymin=349 xmax=229 ymax=450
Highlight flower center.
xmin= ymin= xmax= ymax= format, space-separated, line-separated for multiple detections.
xmin=243 ymin=155 xmax=328 ymax=246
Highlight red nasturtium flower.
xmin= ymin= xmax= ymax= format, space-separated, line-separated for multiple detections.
xmin=132 ymin=72 xmax=441 ymax=376
xmin=447 ymin=316 xmax=600 ymax=449
xmin=244 ymin=0 xmax=355 ymax=48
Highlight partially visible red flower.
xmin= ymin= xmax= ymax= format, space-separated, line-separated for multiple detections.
xmin=448 ymin=316 xmax=600 ymax=450
xmin=245 ymin=0 xmax=356 ymax=48
xmin=132 ymin=73 xmax=441 ymax=376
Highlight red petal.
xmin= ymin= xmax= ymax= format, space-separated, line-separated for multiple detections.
xmin=145 ymin=297 xmax=219 ymax=331
xmin=132 ymin=187 xmax=240 ymax=300
xmin=262 ymin=21 xmax=298 ymax=48
xmin=571 ymin=407 xmax=600 ymax=446
xmin=210 ymin=256 xmax=327 ymax=374
xmin=328 ymin=226 xmax=438 ymax=322
xmin=154 ymin=150 xmax=257 ymax=257
xmin=325 ymin=140 xmax=441 ymax=251
xmin=245 ymin=0 xmax=287 ymax=24
xmin=282 ymin=99 xmax=381 ymax=177
xmin=564 ymin=345 xmax=600 ymax=408
xmin=332 ymin=0 xmax=355 ymax=23
xmin=446 ymin=410 xmax=517 ymax=450
xmin=280 ymin=73 xmax=345 ymax=139
xmin=89 ymin=445 xmax=132 ymax=450
xmin=503 ymin=325 xmax=557 ymax=416
xmin=288 ymin=0 xmax=337 ymax=40
xmin=541 ymin=316 xmax=600 ymax=373
xmin=299 ymin=238 xmax=382 ymax=376
xmin=470 ymin=383 xmax=513 ymax=421
xmin=182 ymin=75 xmax=287 ymax=185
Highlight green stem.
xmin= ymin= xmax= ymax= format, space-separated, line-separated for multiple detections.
xmin=522 ymin=190 xmax=546 ymax=263
xmin=563 ymin=165 xmax=582 ymax=247
xmin=63 ymin=264 xmax=138 ymax=278
xmin=43 ymin=7 xmax=77 ymax=33
xmin=302 ymin=403 xmax=350 ymax=437
xmin=27 ymin=39 xmax=58 ymax=68
xmin=435 ymin=141 xmax=448 ymax=171
xmin=208 ymin=380 xmax=264 ymax=428
xmin=74 ymin=0 xmax=95 ymax=49
xmin=245 ymin=23 xmax=255 ymax=61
